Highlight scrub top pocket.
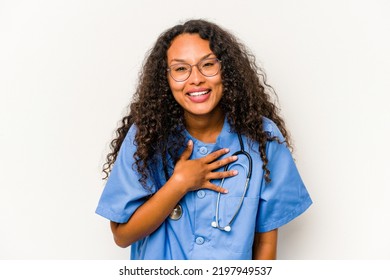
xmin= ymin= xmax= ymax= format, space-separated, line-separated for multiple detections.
xmin=218 ymin=196 xmax=259 ymax=254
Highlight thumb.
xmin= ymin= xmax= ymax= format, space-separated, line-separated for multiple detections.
xmin=179 ymin=140 xmax=193 ymax=161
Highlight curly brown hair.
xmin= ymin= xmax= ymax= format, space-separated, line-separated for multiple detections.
xmin=102 ymin=19 xmax=292 ymax=188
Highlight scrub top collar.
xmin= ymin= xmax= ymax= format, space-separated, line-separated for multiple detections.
xmin=183 ymin=116 xmax=235 ymax=151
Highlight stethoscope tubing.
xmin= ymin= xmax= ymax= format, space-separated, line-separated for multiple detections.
xmin=212 ymin=134 xmax=253 ymax=231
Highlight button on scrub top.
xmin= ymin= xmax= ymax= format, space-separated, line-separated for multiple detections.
xmin=95 ymin=117 xmax=312 ymax=260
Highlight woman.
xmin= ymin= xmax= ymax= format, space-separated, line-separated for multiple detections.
xmin=96 ymin=19 xmax=312 ymax=260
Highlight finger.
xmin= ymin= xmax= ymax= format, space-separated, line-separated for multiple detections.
xmin=209 ymin=155 xmax=238 ymax=170
xmin=207 ymin=169 xmax=238 ymax=181
xmin=179 ymin=140 xmax=193 ymax=161
xmin=202 ymin=148 xmax=230 ymax=163
xmin=203 ymin=182 xmax=229 ymax=194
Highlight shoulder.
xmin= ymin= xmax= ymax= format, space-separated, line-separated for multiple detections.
xmin=128 ymin=123 xmax=138 ymax=136
xmin=123 ymin=124 xmax=138 ymax=144
xmin=261 ymin=117 xmax=285 ymax=141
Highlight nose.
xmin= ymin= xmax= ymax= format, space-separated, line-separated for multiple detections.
xmin=187 ymin=65 xmax=205 ymax=85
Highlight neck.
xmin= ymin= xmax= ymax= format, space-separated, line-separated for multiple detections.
xmin=184 ymin=109 xmax=225 ymax=143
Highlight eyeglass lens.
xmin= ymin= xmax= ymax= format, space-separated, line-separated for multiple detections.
xmin=168 ymin=58 xmax=221 ymax=82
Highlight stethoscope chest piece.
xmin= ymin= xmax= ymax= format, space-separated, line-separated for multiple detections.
xmin=169 ymin=204 xmax=183 ymax=220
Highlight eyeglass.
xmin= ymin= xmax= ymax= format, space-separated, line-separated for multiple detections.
xmin=167 ymin=57 xmax=222 ymax=82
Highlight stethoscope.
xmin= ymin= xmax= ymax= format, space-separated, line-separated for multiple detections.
xmin=169 ymin=134 xmax=253 ymax=233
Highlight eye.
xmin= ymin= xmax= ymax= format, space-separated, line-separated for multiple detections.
xmin=200 ymin=58 xmax=217 ymax=69
xmin=171 ymin=64 xmax=190 ymax=72
xmin=203 ymin=63 xmax=214 ymax=68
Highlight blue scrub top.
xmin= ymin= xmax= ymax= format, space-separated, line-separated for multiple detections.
xmin=96 ymin=117 xmax=312 ymax=260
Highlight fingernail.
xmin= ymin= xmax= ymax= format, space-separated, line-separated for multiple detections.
xmin=232 ymin=170 xmax=238 ymax=175
xmin=188 ymin=140 xmax=193 ymax=146
xmin=232 ymin=155 xmax=238 ymax=160
xmin=223 ymin=189 xmax=229 ymax=194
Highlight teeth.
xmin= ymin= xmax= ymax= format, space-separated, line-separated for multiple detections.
xmin=188 ymin=91 xmax=208 ymax=96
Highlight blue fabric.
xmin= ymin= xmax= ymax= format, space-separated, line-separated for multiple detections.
xmin=95 ymin=117 xmax=312 ymax=259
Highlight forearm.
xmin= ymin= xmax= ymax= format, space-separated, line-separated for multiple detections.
xmin=111 ymin=176 xmax=187 ymax=248
xmin=252 ymin=229 xmax=278 ymax=260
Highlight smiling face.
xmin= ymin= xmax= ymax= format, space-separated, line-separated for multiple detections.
xmin=167 ymin=33 xmax=224 ymax=123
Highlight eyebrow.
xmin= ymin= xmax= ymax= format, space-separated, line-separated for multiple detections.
xmin=169 ymin=53 xmax=214 ymax=64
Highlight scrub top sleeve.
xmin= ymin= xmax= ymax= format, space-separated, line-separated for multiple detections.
xmin=95 ymin=125 xmax=153 ymax=224
xmin=256 ymin=120 xmax=312 ymax=233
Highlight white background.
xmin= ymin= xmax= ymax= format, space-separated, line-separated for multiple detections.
xmin=1 ymin=0 xmax=389 ymax=260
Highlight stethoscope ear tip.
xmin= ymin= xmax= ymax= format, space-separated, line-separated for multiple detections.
xmin=211 ymin=221 xmax=231 ymax=232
